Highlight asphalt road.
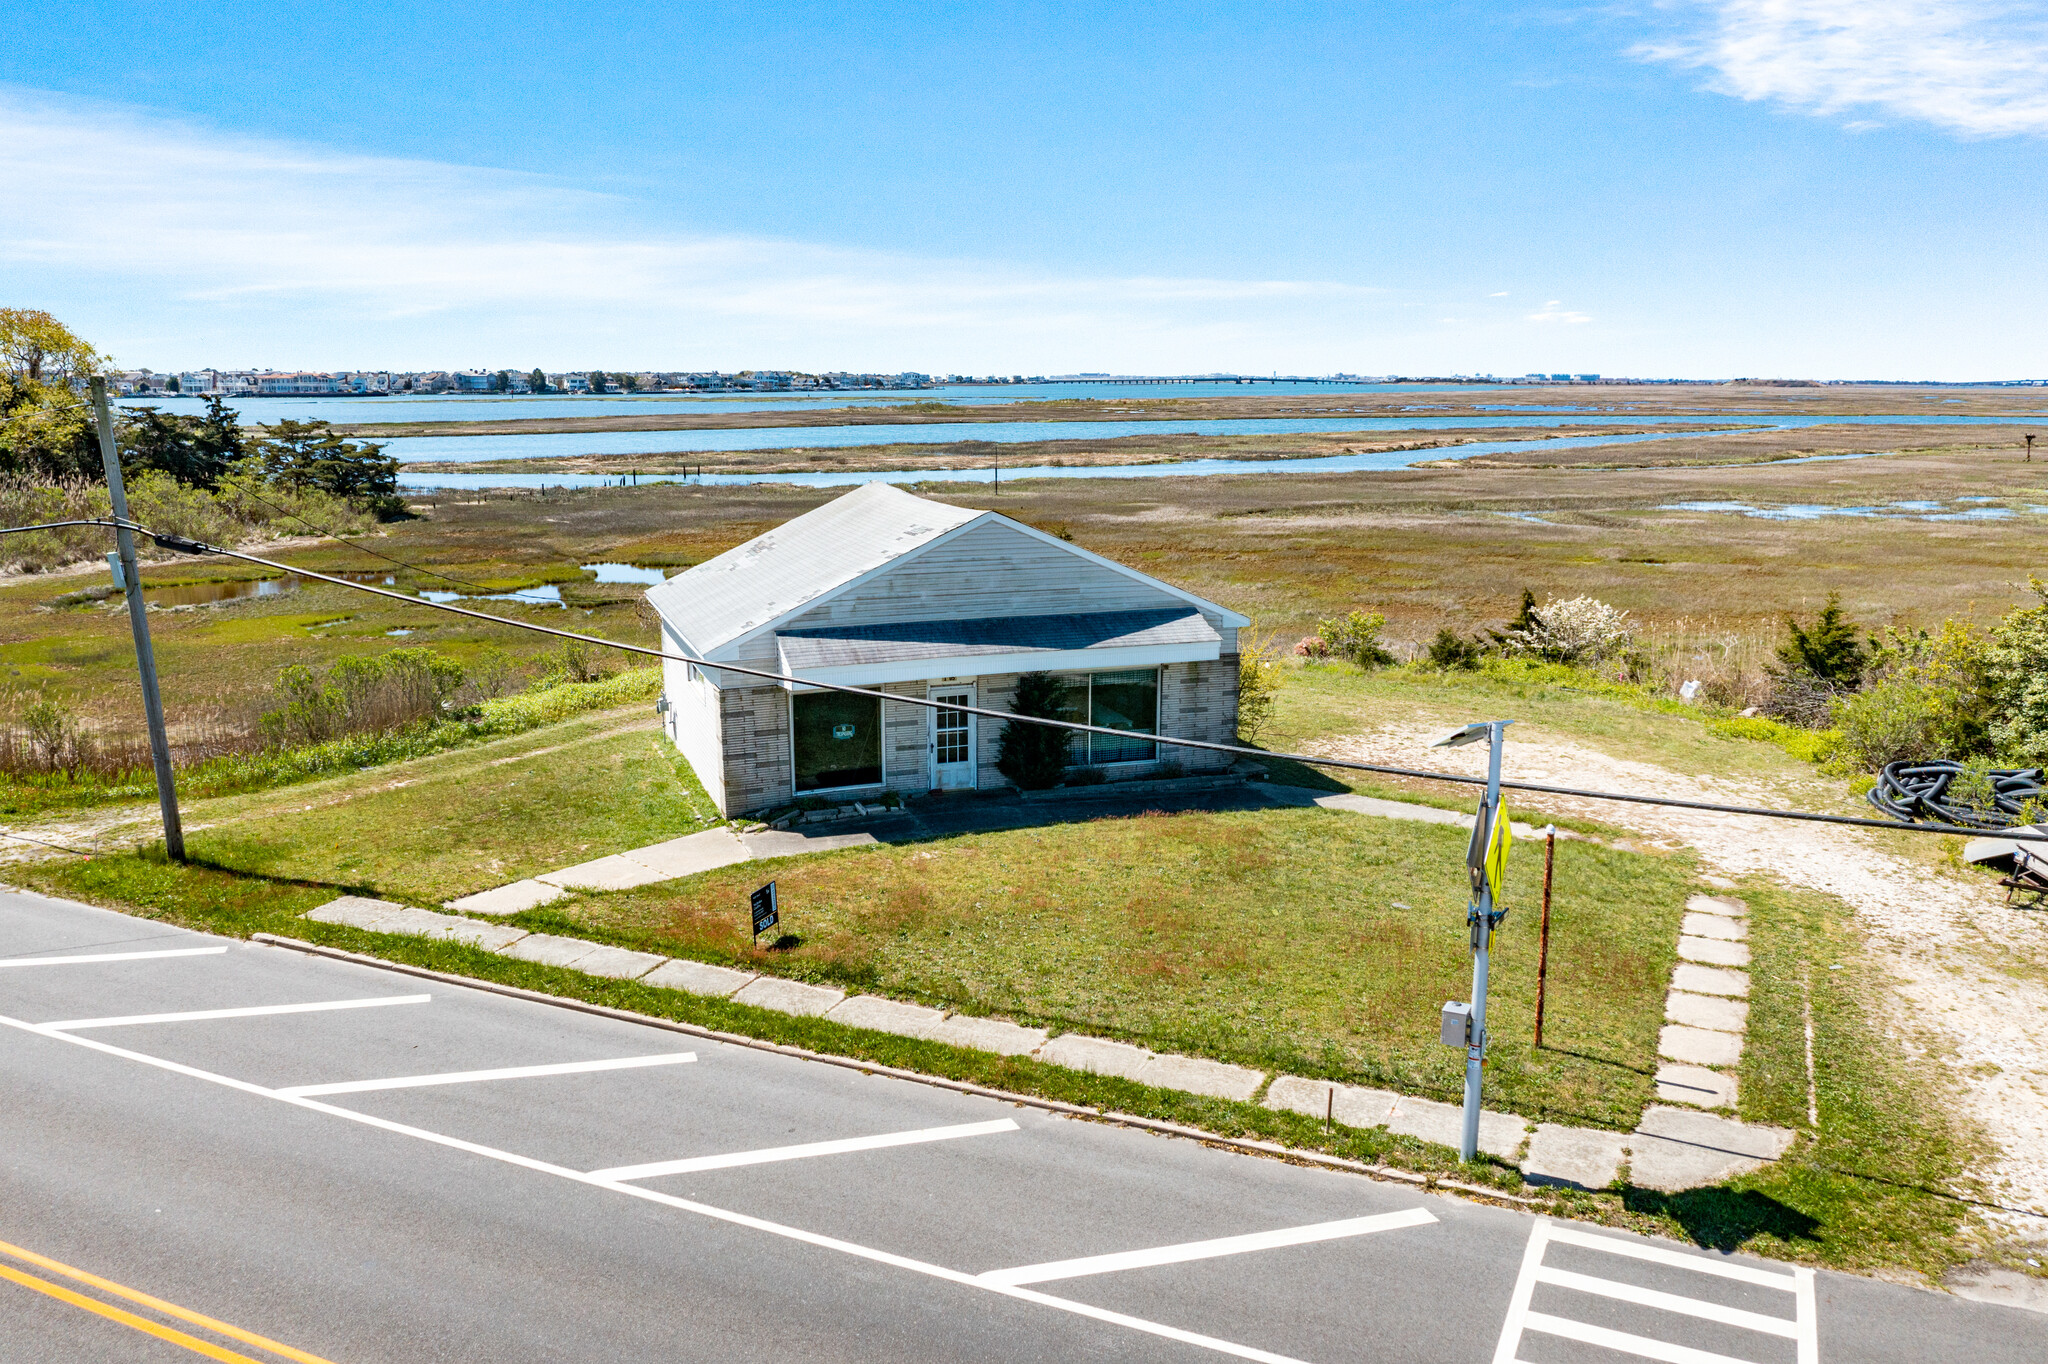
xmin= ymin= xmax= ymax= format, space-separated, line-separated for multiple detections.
xmin=2 ymin=887 xmax=2041 ymax=1363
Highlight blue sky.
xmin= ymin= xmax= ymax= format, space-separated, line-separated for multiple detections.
xmin=5 ymin=1 xmax=2045 ymax=377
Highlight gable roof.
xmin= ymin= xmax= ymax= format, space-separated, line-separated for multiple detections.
xmin=645 ymin=482 xmax=978 ymax=653
xmin=647 ymin=481 xmax=1249 ymax=659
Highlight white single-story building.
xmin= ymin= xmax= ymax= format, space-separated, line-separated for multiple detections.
xmin=646 ymin=483 xmax=1249 ymax=816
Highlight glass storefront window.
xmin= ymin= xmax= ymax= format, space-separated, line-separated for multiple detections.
xmin=1080 ymin=668 xmax=1157 ymax=765
xmin=793 ymin=691 xmax=882 ymax=791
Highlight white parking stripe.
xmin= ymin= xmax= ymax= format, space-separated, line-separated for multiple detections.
xmin=590 ymin=1118 xmax=1019 ymax=1180
xmin=38 ymin=995 xmax=431 ymax=1031
xmin=1543 ymin=1223 xmax=1805 ymax=1291
xmin=1533 ymin=1266 xmax=1799 ymax=1338
xmin=0 ymin=1012 xmax=1307 ymax=1364
xmin=1493 ymin=1220 xmax=1818 ymax=1364
xmin=278 ymin=1052 xmax=697 ymax=1097
xmin=0 ymin=947 xmax=228 ymax=968
xmin=979 ymin=1207 xmax=1437 ymax=1286
xmin=1519 ymin=1311 xmax=1759 ymax=1364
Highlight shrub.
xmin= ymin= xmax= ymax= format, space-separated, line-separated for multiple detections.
xmin=1776 ymin=592 xmax=1868 ymax=686
xmin=1292 ymin=634 xmax=1330 ymax=659
xmin=1313 ymin=609 xmax=1396 ymax=668
xmin=1986 ymin=577 xmax=2048 ymax=766
xmin=1828 ymin=674 xmax=1950 ymax=772
xmin=1424 ymin=627 xmax=1483 ymax=670
xmin=996 ymin=671 xmax=1073 ymax=790
xmin=1502 ymin=595 xmax=1633 ymax=664
xmin=259 ymin=647 xmax=467 ymax=746
xmin=1235 ymin=629 xmax=1285 ymax=743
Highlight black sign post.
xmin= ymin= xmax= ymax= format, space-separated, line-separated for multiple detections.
xmin=750 ymin=881 xmax=779 ymax=944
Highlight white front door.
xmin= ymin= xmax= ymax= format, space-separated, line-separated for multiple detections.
xmin=930 ymin=686 xmax=975 ymax=790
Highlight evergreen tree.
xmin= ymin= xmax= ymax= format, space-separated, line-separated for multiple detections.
xmin=996 ymin=672 xmax=1074 ymax=790
xmin=529 ymin=368 xmax=548 ymax=393
xmin=1776 ymin=592 xmax=1868 ymax=685
xmin=254 ymin=419 xmax=402 ymax=517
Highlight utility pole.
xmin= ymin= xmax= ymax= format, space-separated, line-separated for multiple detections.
xmin=90 ymin=378 xmax=185 ymax=861
xmin=1433 ymin=718 xmax=1513 ymax=1162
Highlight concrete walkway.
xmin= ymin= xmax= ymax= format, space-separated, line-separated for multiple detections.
xmin=446 ymin=781 xmax=1544 ymax=918
xmin=447 ymin=826 xmax=880 ymax=916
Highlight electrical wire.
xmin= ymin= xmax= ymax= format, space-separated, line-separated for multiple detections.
xmin=212 ymin=475 xmax=526 ymax=597
xmin=99 ymin=519 xmax=2044 ymax=846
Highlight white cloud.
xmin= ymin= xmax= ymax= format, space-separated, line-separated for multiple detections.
xmin=1488 ymin=290 xmax=1510 ymax=297
xmin=0 ymin=87 xmax=1405 ymax=371
xmin=1638 ymin=1 xmax=2048 ymax=137
xmin=1526 ymin=306 xmax=1593 ymax=324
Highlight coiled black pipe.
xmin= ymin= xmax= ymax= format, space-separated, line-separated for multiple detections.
xmin=1868 ymin=760 xmax=2047 ymax=829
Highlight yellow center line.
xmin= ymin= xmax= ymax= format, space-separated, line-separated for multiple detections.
xmin=0 ymin=1237 xmax=337 ymax=1364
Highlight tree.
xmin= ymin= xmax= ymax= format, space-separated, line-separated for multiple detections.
xmin=114 ymin=395 xmax=245 ymax=488
xmin=493 ymin=370 xmax=511 ymax=393
xmin=996 ymin=672 xmax=1073 ymax=789
xmin=1486 ymin=589 xmax=1542 ymax=649
xmin=529 ymin=368 xmax=548 ymax=393
xmin=1776 ymin=592 xmax=1867 ymax=685
xmin=0 ymin=310 xmax=106 ymax=478
xmin=587 ymin=370 xmax=608 ymax=394
xmin=165 ymin=375 xmax=181 ymax=393
xmin=616 ymin=372 xmax=638 ymax=393
xmin=0 ymin=309 xmax=106 ymax=386
xmin=254 ymin=419 xmax=402 ymax=517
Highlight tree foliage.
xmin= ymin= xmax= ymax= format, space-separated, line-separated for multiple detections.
xmin=1776 ymin=592 xmax=1868 ymax=685
xmin=118 ymin=396 xmax=246 ymax=489
xmin=1986 ymin=577 xmax=2048 ymax=766
xmin=252 ymin=419 xmax=402 ymax=517
xmin=1314 ymin=609 xmax=1397 ymax=667
xmin=0 ymin=309 xmax=106 ymax=387
xmin=996 ymin=671 xmax=1074 ymax=790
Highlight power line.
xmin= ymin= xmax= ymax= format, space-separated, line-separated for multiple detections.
xmin=212 ymin=476 xmax=528 ymax=597
xmin=110 ymin=519 xmax=2044 ymax=846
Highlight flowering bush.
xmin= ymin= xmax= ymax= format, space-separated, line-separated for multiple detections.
xmin=1503 ymin=595 xmax=1634 ymax=664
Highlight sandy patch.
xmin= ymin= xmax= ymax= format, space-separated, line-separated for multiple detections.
xmin=1312 ymin=722 xmax=2048 ymax=1237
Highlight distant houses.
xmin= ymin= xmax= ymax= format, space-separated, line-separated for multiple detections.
xmin=108 ymin=368 xmax=940 ymax=397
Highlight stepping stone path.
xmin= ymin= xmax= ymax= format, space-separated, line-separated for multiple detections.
xmin=300 ymin=876 xmax=1795 ymax=1193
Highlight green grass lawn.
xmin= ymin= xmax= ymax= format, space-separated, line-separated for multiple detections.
xmin=522 ymin=804 xmax=1692 ymax=1129
xmin=180 ymin=710 xmax=720 ymax=903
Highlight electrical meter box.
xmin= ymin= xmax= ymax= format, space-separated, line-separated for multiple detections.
xmin=1440 ymin=1000 xmax=1473 ymax=1047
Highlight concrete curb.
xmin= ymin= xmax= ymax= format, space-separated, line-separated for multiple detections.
xmin=247 ymin=932 xmax=1538 ymax=1208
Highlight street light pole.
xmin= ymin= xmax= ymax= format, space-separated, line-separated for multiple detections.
xmin=90 ymin=378 xmax=185 ymax=861
xmin=1433 ymin=717 xmax=1513 ymax=1162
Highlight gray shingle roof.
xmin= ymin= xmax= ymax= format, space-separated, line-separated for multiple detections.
xmin=644 ymin=483 xmax=980 ymax=653
xmin=776 ymin=608 xmax=1219 ymax=670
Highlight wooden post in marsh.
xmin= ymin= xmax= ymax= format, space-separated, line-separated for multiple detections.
xmin=2027 ymin=433 xmax=2036 ymax=463
xmin=1533 ymin=825 xmax=1556 ymax=1047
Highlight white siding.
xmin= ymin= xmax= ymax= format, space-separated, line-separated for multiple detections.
xmin=664 ymin=622 xmax=729 ymax=814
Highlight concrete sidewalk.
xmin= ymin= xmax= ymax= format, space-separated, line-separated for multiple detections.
xmin=304 ymin=888 xmax=1793 ymax=1193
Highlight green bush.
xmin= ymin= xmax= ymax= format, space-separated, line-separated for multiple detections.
xmin=1235 ymin=630 xmax=1285 ymax=743
xmin=1828 ymin=674 xmax=1951 ymax=772
xmin=1423 ymin=627 xmax=1483 ymax=670
xmin=996 ymin=672 xmax=1073 ymax=789
xmin=1315 ymin=609 xmax=1396 ymax=668
xmin=1775 ymin=592 xmax=1869 ymax=686
xmin=1986 ymin=577 xmax=2048 ymax=766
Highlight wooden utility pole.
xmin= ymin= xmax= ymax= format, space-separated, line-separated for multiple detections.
xmin=90 ymin=378 xmax=185 ymax=860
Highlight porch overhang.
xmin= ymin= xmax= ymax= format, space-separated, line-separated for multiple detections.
xmin=770 ymin=608 xmax=1221 ymax=690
